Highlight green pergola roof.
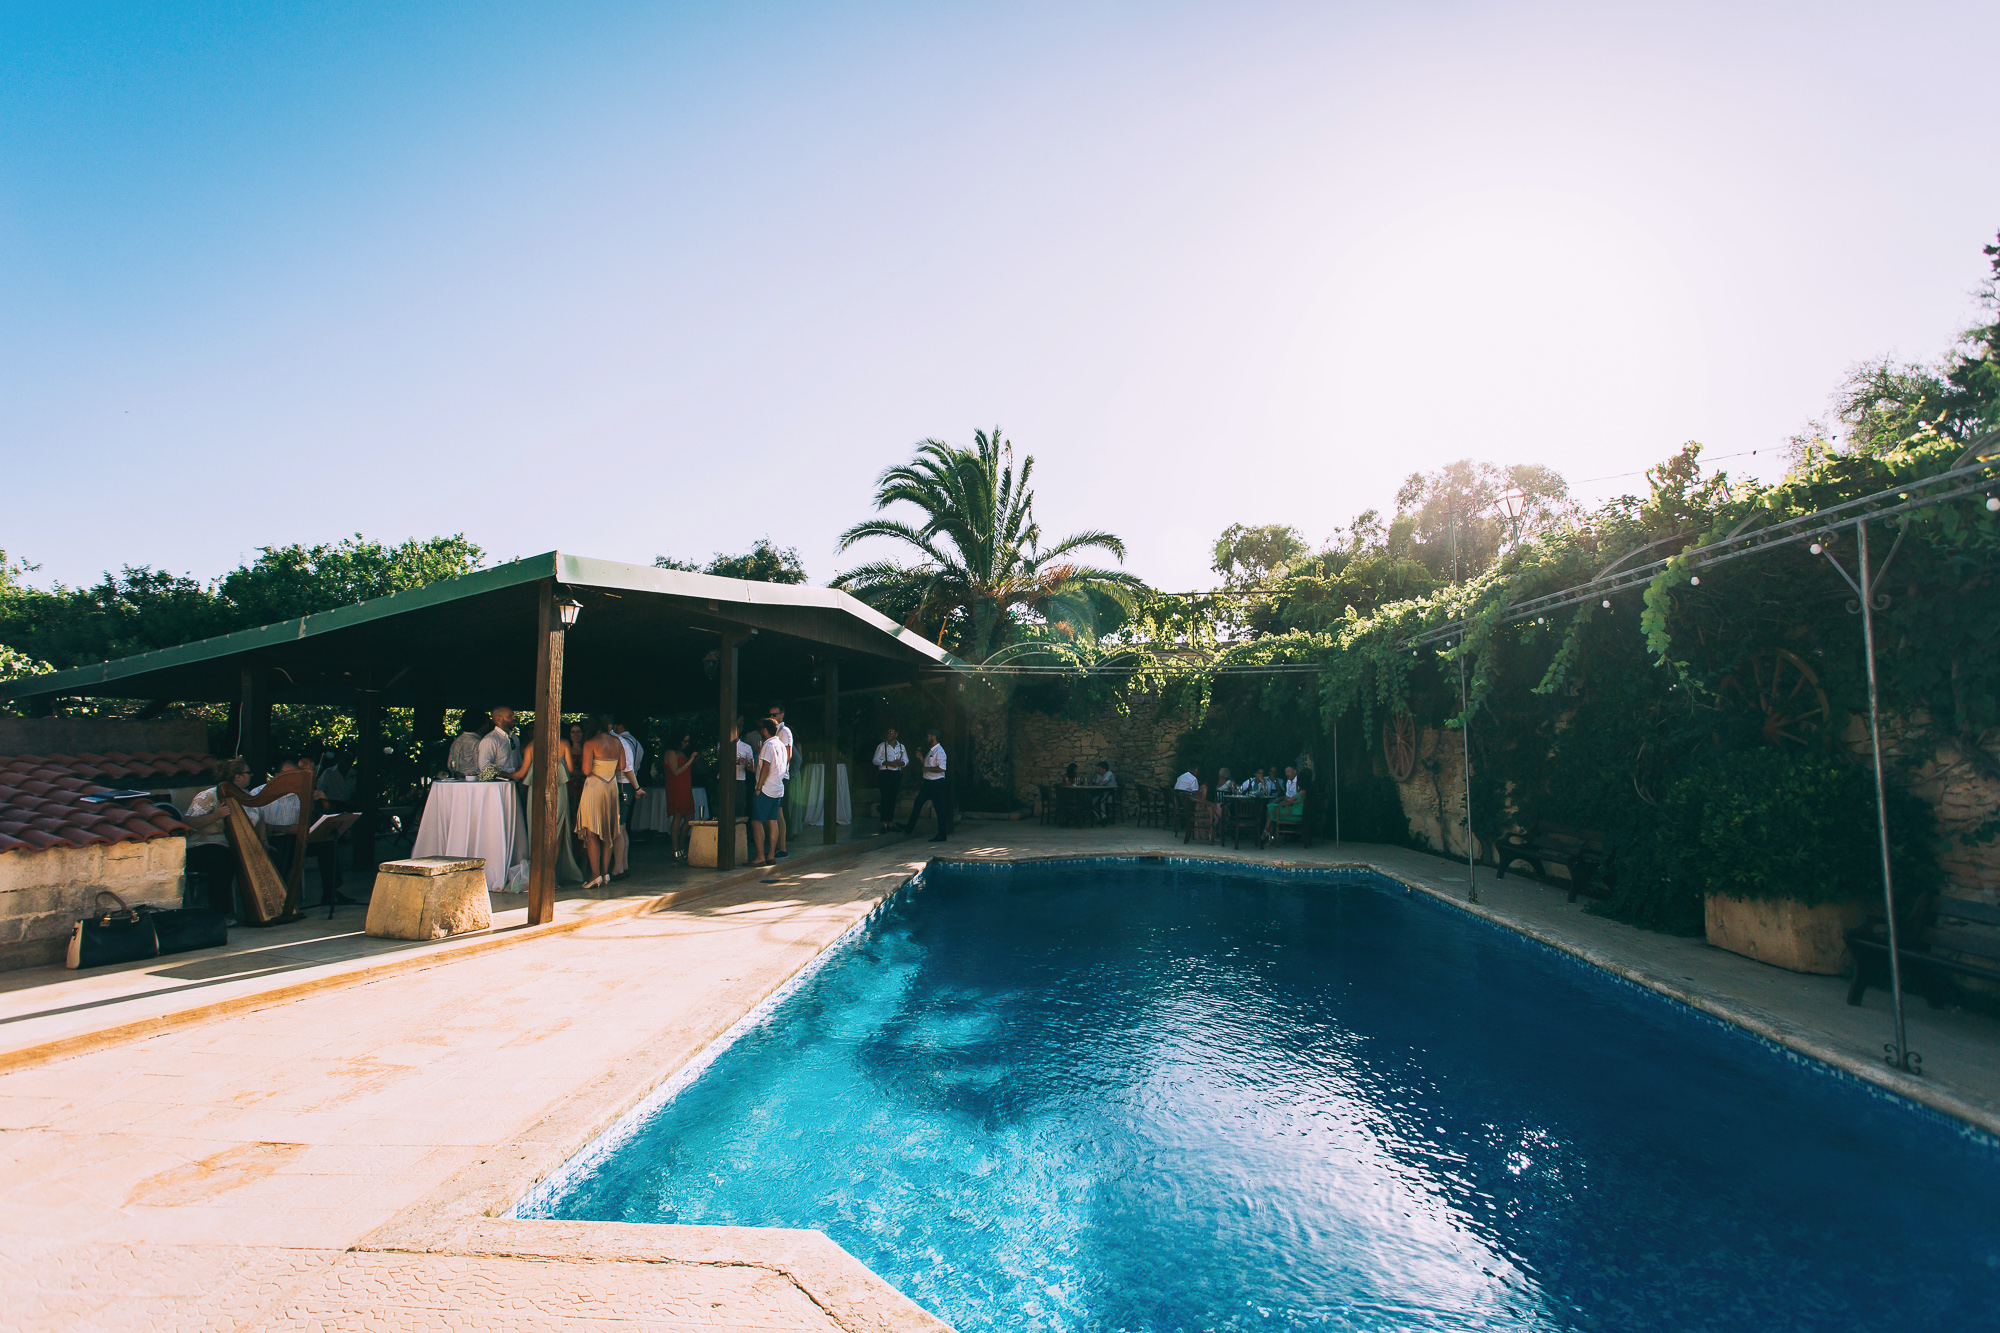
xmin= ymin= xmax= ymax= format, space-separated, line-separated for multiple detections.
xmin=2 ymin=552 xmax=959 ymax=711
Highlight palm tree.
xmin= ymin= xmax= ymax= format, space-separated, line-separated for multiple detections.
xmin=834 ymin=427 xmax=1146 ymax=662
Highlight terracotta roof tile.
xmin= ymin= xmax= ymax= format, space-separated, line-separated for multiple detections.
xmin=0 ymin=749 xmax=202 ymax=855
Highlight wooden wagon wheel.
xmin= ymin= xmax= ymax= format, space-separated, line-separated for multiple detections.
xmin=1384 ymin=711 xmax=1418 ymax=784
xmin=1722 ymin=649 xmax=1831 ymax=745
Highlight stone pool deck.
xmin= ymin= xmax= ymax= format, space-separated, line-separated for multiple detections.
xmin=4 ymin=822 xmax=1998 ymax=1330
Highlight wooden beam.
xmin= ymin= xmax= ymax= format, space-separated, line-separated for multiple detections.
xmin=527 ymin=580 xmax=564 ymax=925
xmin=823 ymin=658 xmax=839 ymax=846
xmin=714 ymin=633 xmax=742 ymax=871
xmin=242 ymin=665 xmax=271 ymax=779
xmin=352 ymin=693 xmax=382 ymax=871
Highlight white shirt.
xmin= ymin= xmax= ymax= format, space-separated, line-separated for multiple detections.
xmin=476 ymin=727 xmax=515 ymax=774
xmin=774 ymin=722 xmax=795 ymax=777
xmin=1283 ymin=776 xmax=1299 ymax=797
xmin=614 ymin=730 xmax=642 ymax=784
xmin=185 ymin=785 xmax=256 ymax=848
xmin=734 ymin=738 xmax=756 ymax=781
xmin=873 ymin=741 xmax=908 ymax=771
xmin=1174 ymin=772 xmax=1200 ymax=792
xmin=448 ymin=732 xmax=481 ymax=777
xmin=920 ymin=743 xmax=947 ymax=778
xmin=250 ymin=782 xmax=300 ymax=837
xmin=757 ymin=736 xmax=788 ymax=798
xmin=1094 ymin=770 xmax=1118 ymax=787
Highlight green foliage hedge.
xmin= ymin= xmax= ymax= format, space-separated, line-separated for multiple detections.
xmin=1610 ymin=750 xmax=1941 ymax=932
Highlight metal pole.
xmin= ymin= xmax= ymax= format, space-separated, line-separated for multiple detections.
xmin=1858 ymin=520 xmax=1915 ymax=1072
xmin=1332 ymin=716 xmax=1341 ymax=845
xmin=1460 ymin=643 xmax=1476 ymax=904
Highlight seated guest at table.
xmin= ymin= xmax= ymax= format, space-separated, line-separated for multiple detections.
xmin=1175 ymin=768 xmax=1201 ymax=793
xmin=183 ymin=757 xmax=256 ymax=918
xmin=1261 ymin=765 xmax=1308 ymax=842
xmin=1215 ymin=767 xmax=1236 ymax=795
xmin=257 ymin=755 xmax=351 ymax=905
xmin=1242 ymin=767 xmax=1270 ymax=796
xmin=575 ymin=717 xmax=634 ymax=889
xmin=1091 ymin=760 xmax=1118 ymax=825
xmin=508 ymin=721 xmax=585 ymax=885
xmin=1062 ymin=762 xmax=1079 ymax=786
xmin=449 ymin=712 xmax=488 ymax=777
xmin=750 ymin=717 xmax=786 ymax=867
xmin=477 ymin=706 xmax=518 ymax=776
xmin=663 ymin=730 xmax=696 ymax=859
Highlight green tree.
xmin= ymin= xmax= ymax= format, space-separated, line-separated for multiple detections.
xmin=653 ymin=539 xmax=807 ymax=584
xmin=1210 ymin=523 xmax=1309 ymax=588
xmin=219 ymin=535 xmax=485 ymax=624
xmin=833 ymin=427 xmax=1146 ymax=660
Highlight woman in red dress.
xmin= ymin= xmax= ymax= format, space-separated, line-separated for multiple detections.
xmin=663 ymin=730 xmax=697 ymax=858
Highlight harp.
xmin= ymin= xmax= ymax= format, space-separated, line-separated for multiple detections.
xmin=218 ymin=763 xmax=316 ymax=926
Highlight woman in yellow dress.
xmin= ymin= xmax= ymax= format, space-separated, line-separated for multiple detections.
xmin=576 ymin=716 xmax=637 ymax=888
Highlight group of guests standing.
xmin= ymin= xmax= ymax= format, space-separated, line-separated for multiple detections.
xmin=870 ymin=725 xmax=951 ymax=840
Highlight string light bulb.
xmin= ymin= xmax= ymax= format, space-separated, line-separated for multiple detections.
xmin=1689 ymin=576 xmax=1701 ymax=585
xmin=1809 ymin=542 xmax=1824 ymax=556
xmin=1987 ymin=496 xmax=1999 ymax=512
xmin=1601 ymin=599 xmax=1611 ymax=609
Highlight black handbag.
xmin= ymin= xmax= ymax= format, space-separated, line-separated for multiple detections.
xmin=138 ymin=904 xmax=229 ymax=955
xmin=65 ymin=891 xmax=160 ymax=969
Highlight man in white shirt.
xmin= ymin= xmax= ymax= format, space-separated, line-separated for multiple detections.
xmin=476 ymin=706 xmax=518 ymax=775
xmin=749 ymin=717 xmax=787 ymax=866
xmin=1174 ymin=769 xmax=1201 ymax=793
xmin=608 ymin=716 xmax=643 ymax=825
xmin=903 ymin=728 xmax=951 ymax=841
xmin=765 ymin=705 xmax=794 ymax=858
xmin=726 ymin=716 xmax=756 ymax=826
xmin=872 ymin=727 xmax=908 ymax=834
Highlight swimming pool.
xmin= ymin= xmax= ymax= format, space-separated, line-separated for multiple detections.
xmin=523 ymin=858 xmax=2000 ymax=1331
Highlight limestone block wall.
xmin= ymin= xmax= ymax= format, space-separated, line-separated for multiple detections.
xmin=1857 ymin=716 xmax=2000 ymax=906
xmin=0 ymin=837 xmax=186 ymax=972
xmin=1006 ymin=697 xmax=1192 ymax=805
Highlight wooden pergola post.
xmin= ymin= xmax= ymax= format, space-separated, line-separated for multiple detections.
xmin=823 ymin=658 xmax=839 ymax=846
xmin=527 ymin=580 xmax=564 ymax=925
xmin=352 ymin=693 xmax=381 ymax=871
xmin=714 ymin=632 xmax=743 ymax=871
xmin=415 ymin=695 xmax=445 ymax=776
xmin=241 ymin=664 xmax=271 ymax=778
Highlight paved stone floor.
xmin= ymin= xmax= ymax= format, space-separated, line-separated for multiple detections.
xmin=4 ymin=820 xmax=1997 ymax=1330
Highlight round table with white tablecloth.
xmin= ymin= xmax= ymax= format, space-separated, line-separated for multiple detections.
xmin=631 ymin=787 xmax=708 ymax=831
xmin=411 ymin=780 xmax=525 ymax=891
xmin=799 ymin=763 xmax=850 ymax=827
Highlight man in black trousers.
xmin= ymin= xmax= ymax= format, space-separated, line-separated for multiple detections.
xmin=904 ymin=727 xmax=951 ymax=842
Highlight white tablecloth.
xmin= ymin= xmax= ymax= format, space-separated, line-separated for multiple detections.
xmin=632 ymin=786 xmax=710 ymax=831
xmin=801 ymin=764 xmax=851 ymax=827
xmin=412 ymin=781 xmax=524 ymax=891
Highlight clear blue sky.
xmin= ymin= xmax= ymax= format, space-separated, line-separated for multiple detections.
xmin=5 ymin=1 xmax=1997 ymax=594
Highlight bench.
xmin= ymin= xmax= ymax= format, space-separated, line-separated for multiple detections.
xmin=1495 ymin=822 xmax=1615 ymax=902
xmin=1846 ymin=893 xmax=2000 ymax=1007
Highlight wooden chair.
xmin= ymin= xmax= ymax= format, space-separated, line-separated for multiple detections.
xmin=1037 ymin=785 xmax=1057 ymax=826
xmin=1268 ymin=790 xmax=1312 ymax=850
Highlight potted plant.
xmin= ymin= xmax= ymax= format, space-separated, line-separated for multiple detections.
xmin=1657 ymin=748 xmax=1935 ymax=974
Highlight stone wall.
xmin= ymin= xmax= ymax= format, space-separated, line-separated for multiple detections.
xmin=1855 ymin=715 xmax=2000 ymax=906
xmin=1394 ymin=725 xmax=1474 ymax=859
xmin=0 ymin=837 xmax=186 ymax=971
xmin=0 ymin=717 xmax=208 ymax=757
xmin=1006 ymin=696 xmax=1192 ymax=805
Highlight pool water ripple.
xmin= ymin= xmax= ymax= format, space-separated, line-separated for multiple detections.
xmin=529 ymin=860 xmax=2000 ymax=1331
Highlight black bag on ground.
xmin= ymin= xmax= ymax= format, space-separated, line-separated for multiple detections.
xmin=138 ymin=904 xmax=229 ymax=955
xmin=65 ymin=892 xmax=160 ymax=969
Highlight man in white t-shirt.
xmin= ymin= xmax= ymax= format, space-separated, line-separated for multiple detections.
xmin=725 ymin=716 xmax=756 ymax=827
xmin=872 ymin=727 xmax=908 ymax=834
xmin=903 ymin=728 xmax=951 ymax=841
xmin=1174 ymin=769 xmax=1201 ymax=793
xmin=750 ymin=717 xmax=787 ymax=866
xmin=765 ymin=704 xmax=794 ymax=858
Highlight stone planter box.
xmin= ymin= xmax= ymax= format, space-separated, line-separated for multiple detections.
xmin=1704 ymin=893 xmax=1866 ymax=974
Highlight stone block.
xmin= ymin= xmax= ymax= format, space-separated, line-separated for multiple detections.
xmin=365 ymin=858 xmax=492 ymax=941
xmin=687 ymin=821 xmax=748 ymax=868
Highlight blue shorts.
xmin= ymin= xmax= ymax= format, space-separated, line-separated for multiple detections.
xmin=751 ymin=791 xmax=783 ymax=821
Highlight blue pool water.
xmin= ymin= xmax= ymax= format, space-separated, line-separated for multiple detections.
xmin=528 ymin=859 xmax=2000 ymax=1330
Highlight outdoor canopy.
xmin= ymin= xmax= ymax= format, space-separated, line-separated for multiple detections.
xmin=0 ymin=551 xmax=959 ymax=710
